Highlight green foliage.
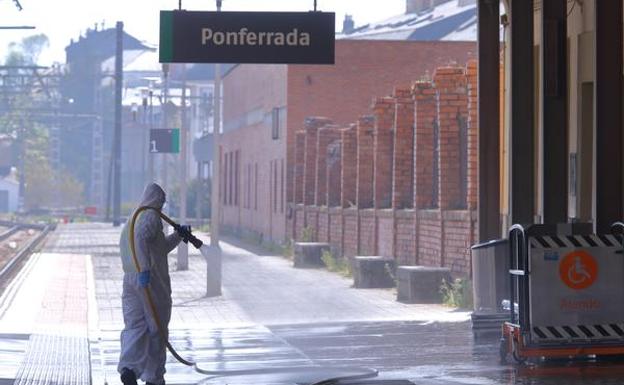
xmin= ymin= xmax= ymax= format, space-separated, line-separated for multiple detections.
xmin=282 ymin=240 xmax=294 ymax=260
xmin=301 ymin=226 xmax=314 ymax=242
xmin=168 ymin=178 xmax=211 ymax=218
xmin=21 ymin=126 xmax=84 ymax=210
xmin=321 ymin=250 xmax=352 ymax=278
xmin=0 ymin=33 xmax=79 ymax=211
xmin=440 ymin=278 xmax=473 ymax=309
xmin=4 ymin=34 xmax=49 ymax=66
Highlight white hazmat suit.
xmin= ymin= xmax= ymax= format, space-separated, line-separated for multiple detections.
xmin=118 ymin=183 xmax=181 ymax=385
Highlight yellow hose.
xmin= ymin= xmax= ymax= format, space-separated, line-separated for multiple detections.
xmin=128 ymin=206 xmax=196 ymax=366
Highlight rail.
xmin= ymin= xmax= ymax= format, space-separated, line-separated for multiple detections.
xmin=0 ymin=225 xmax=52 ymax=282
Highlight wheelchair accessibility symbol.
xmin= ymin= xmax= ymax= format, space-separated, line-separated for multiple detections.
xmin=559 ymin=250 xmax=598 ymax=290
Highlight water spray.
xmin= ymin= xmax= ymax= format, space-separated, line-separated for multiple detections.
xmin=127 ymin=206 xmax=378 ymax=383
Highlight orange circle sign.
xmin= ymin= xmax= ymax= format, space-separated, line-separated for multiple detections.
xmin=559 ymin=250 xmax=598 ymax=290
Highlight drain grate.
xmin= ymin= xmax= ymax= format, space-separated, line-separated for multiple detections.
xmin=13 ymin=334 xmax=90 ymax=385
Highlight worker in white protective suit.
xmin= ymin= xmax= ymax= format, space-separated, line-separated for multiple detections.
xmin=117 ymin=183 xmax=183 ymax=385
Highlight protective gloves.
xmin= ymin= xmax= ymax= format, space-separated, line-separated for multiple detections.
xmin=173 ymin=224 xmax=204 ymax=249
xmin=174 ymin=224 xmax=193 ymax=242
xmin=138 ymin=270 xmax=150 ymax=288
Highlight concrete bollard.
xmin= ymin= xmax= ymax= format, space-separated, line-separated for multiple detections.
xmin=396 ymin=266 xmax=451 ymax=304
xmin=293 ymin=242 xmax=330 ymax=268
xmin=353 ymin=256 xmax=396 ymax=288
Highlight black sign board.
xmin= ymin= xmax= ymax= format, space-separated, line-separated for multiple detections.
xmin=160 ymin=10 xmax=335 ymax=64
xmin=150 ymin=129 xmax=180 ymax=153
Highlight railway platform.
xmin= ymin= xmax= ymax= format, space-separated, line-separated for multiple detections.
xmin=0 ymin=222 xmax=468 ymax=385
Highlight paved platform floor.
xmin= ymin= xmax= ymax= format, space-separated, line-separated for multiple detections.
xmin=0 ymin=223 xmax=470 ymax=385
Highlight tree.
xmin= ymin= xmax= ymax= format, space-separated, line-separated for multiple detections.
xmin=1 ymin=33 xmax=84 ymax=211
xmin=4 ymin=34 xmax=49 ymax=66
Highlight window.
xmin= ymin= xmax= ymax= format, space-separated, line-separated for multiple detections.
xmin=280 ymin=159 xmax=284 ymax=213
xmin=235 ymin=150 xmax=240 ymax=206
xmin=254 ymin=162 xmax=258 ymax=210
xmin=271 ymin=107 xmax=280 ymax=140
xmin=273 ymin=160 xmax=278 ymax=213
xmin=223 ymin=152 xmax=228 ymax=205
xmin=229 ymin=152 xmax=234 ymax=206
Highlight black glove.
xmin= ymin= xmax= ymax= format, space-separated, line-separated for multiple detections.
xmin=175 ymin=224 xmax=193 ymax=243
xmin=173 ymin=223 xmax=203 ymax=249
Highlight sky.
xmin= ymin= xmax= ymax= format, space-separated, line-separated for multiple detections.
xmin=0 ymin=0 xmax=404 ymax=65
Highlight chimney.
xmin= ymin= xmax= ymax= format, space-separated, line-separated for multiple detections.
xmin=406 ymin=0 xmax=433 ymax=13
xmin=342 ymin=14 xmax=355 ymax=34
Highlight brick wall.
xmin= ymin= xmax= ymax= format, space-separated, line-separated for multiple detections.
xmin=329 ymin=208 xmax=343 ymax=255
xmin=305 ymin=207 xmax=319 ymax=241
xmin=316 ymin=125 xmax=341 ymax=206
xmin=377 ymin=211 xmax=394 ymax=257
xmin=356 ymin=116 xmax=375 ymax=208
xmin=373 ymin=97 xmax=395 ymax=209
xmin=293 ymin=132 xmax=306 ymax=204
xmin=295 ymin=206 xmax=305 ymax=240
xmin=434 ymin=67 xmax=468 ymax=210
xmin=343 ymin=209 xmax=358 ymax=257
xmin=359 ymin=210 xmax=376 ymax=255
xmin=417 ymin=210 xmax=443 ymax=267
xmin=413 ymin=81 xmax=437 ymax=209
xmin=287 ymin=62 xmax=482 ymax=276
xmin=318 ymin=208 xmax=329 ymax=243
xmin=392 ymin=87 xmax=415 ymax=209
xmin=341 ymin=125 xmax=357 ymax=208
xmin=442 ymin=210 xmax=473 ymax=274
xmin=327 ymin=131 xmax=343 ymax=208
xmin=303 ymin=118 xmax=332 ymax=205
xmin=466 ymin=60 xmax=478 ymax=210
xmin=395 ymin=211 xmax=416 ymax=265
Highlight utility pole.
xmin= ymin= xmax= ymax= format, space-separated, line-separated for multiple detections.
xmin=207 ymin=0 xmax=223 ymax=297
xmin=161 ymin=64 xmax=169 ymax=192
xmin=148 ymin=89 xmax=154 ymax=182
xmin=178 ymin=63 xmax=189 ymax=270
xmin=112 ymin=21 xmax=123 ymax=227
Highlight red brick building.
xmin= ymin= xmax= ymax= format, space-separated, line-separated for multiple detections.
xmin=220 ymin=39 xmax=475 ymax=245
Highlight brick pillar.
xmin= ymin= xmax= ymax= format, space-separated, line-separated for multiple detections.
xmin=373 ymin=97 xmax=395 ymax=209
xmin=341 ymin=124 xmax=357 ymax=208
xmin=434 ymin=67 xmax=468 ymax=209
xmin=303 ymin=117 xmax=332 ymax=205
xmin=293 ymin=131 xmax=306 ymax=204
xmin=316 ymin=125 xmax=341 ymax=206
xmin=413 ymin=81 xmax=437 ymax=209
xmin=356 ymin=115 xmax=375 ymax=208
xmin=327 ymin=135 xmax=343 ymax=207
xmin=392 ymin=87 xmax=415 ymax=209
xmin=466 ymin=60 xmax=478 ymax=210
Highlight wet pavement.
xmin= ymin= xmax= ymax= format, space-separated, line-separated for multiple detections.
xmin=2 ymin=223 xmax=624 ymax=384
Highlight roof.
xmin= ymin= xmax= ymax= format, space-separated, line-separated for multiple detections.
xmin=338 ymin=0 xmax=483 ymax=41
xmin=169 ymin=63 xmax=237 ymax=83
xmin=65 ymin=27 xmax=153 ymax=63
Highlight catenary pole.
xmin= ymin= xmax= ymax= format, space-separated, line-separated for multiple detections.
xmin=178 ymin=63 xmax=189 ymax=270
xmin=113 ymin=21 xmax=123 ymax=227
xmin=207 ymin=0 xmax=223 ymax=296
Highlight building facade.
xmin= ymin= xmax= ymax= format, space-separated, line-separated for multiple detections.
xmin=220 ymin=39 xmax=475 ymax=244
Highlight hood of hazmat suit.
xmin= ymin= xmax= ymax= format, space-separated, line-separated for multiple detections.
xmin=118 ymin=183 xmax=181 ymax=384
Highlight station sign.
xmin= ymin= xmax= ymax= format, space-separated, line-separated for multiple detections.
xmin=159 ymin=10 xmax=335 ymax=64
xmin=150 ymin=129 xmax=180 ymax=153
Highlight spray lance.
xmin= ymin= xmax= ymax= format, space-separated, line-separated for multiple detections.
xmin=127 ymin=206 xmax=378 ymax=382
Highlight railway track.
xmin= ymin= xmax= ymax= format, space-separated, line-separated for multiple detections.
xmin=0 ymin=222 xmax=52 ymax=298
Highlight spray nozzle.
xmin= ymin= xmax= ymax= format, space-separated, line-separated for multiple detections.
xmin=173 ymin=223 xmax=203 ymax=249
